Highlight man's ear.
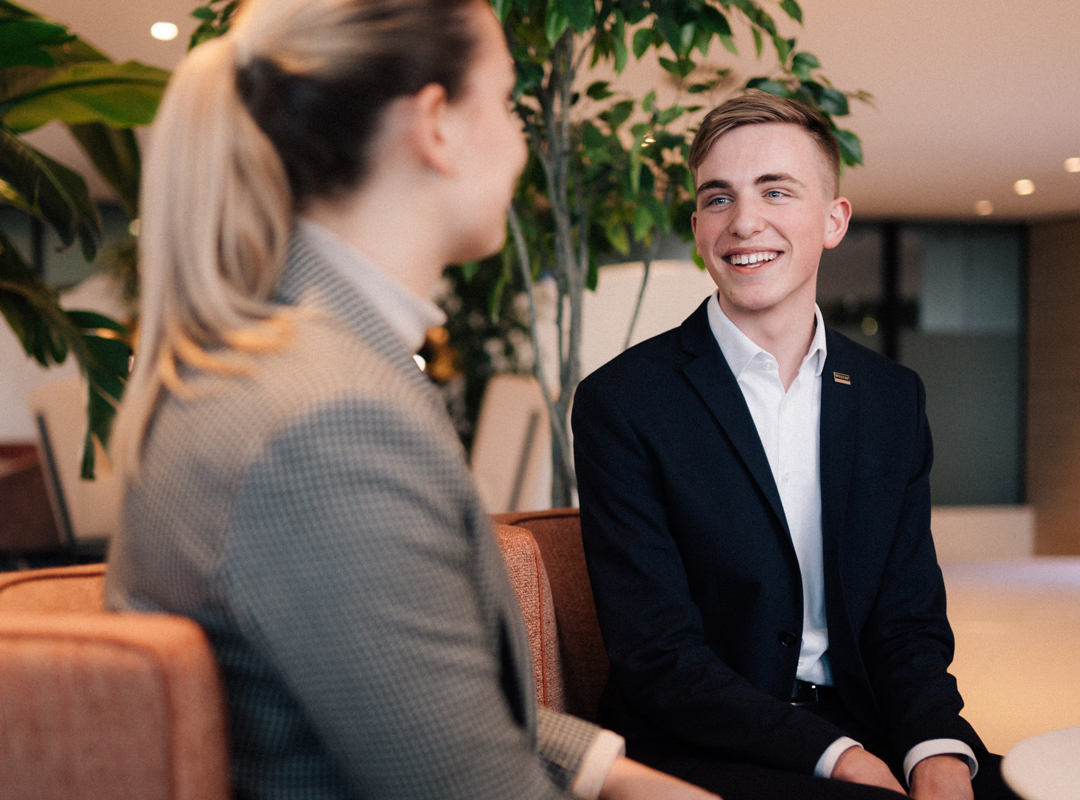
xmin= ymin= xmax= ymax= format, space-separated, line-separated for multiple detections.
xmin=691 ymin=211 xmax=698 ymax=235
xmin=405 ymin=82 xmax=456 ymax=177
xmin=823 ymin=196 xmax=852 ymax=250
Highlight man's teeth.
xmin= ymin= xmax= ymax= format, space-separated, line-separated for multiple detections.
xmin=727 ymin=252 xmax=779 ymax=266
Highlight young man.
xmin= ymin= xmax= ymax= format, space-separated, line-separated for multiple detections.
xmin=571 ymin=91 xmax=1016 ymax=800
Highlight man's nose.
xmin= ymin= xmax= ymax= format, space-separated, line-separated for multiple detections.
xmin=728 ymin=199 xmax=766 ymax=239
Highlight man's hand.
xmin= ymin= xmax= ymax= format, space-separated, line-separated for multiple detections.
xmin=833 ymin=747 xmax=906 ymax=795
xmin=599 ymin=756 xmax=722 ymax=800
xmin=908 ymin=755 xmax=973 ymax=800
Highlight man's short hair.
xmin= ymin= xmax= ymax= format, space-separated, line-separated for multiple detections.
xmin=688 ymin=89 xmax=842 ymax=198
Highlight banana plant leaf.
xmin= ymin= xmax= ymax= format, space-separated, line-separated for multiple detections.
xmin=0 ymin=61 xmax=169 ymax=132
xmin=0 ymin=17 xmax=71 ymax=70
xmin=66 ymin=122 xmax=140 ymax=216
xmin=0 ymin=125 xmax=100 ymax=259
xmin=0 ymin=230 xmax=129 ymax=478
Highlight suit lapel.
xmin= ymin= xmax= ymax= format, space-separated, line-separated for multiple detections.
xmin=679 ymin=301 xmax=790 ymax=534
xmin=819 ymin=327 xmax=859 ymax=670
xmin=819 ymin=328 xmax=858 ymax=557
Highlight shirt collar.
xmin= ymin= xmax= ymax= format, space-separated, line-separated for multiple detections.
xmin=296 ymin=218 xmax=446 ymax=354
xmin=706 ymin=292 xmax=828 ymax=380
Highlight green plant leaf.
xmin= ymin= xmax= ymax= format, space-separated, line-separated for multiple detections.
xmin=632 ymin=26 xmax=655 ymax=59
xmin=0 ymin=18 xmax=72 ymax=70
xmin=791 ymin=51 xmax=819 ymax=80
xmin=751 ymin=27 xmax=763 ymax=57
xmin=561 ymin=0 xmax=595 ymax=33
xmin=0 ymin=230 xmax=66 ymax=367
xmin=582 ymin=120 xmax=606 ymax=151
xmin=633 ymin=203 xmax=652 ymax=243
xmin=604 ymin=215 xmax=630 ymax=255
xmin=612 ymin=31 xmax=628 ymax=72
xmin=0 ymin=18 xmax=69 ymax=49
xmin=700 ymin=6 xmax=733 ymax=38
xmin=586 ymin=80 xmax=614 ymax=101
xmin=0 ymin=61 xmax=169 ymax=132
xmin=832 ymin=126 xmax=863 ymax=166
xmin=603 ymin=99 xmax=634 ymax=130
xmin=772 ymin=35 xmax=792 ymax=64
xmin=779 ymin=0 xmax=803 ymax=24
xmin=545 ymin=0 xmax=571 ymax=45
xmin=0 ymin=127 xmax=101 ymax=259
xmin=818 ymin=86 xmax=850 ymax=116
xmin=745 ymin=77 xmax=792 ymax=98
xmin=67 ymin=122 xmax=141 ymax=217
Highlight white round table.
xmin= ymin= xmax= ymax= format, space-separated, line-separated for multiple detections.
xmin=1003 ymin=726 xmax=1080 ymax=800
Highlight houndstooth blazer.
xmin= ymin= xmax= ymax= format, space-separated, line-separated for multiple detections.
xmin=105 ymin=234 xmax=600 ymax=799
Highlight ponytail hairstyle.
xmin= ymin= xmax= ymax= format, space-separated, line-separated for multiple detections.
xmin=113 ymin=0 xmax=479 ymax=475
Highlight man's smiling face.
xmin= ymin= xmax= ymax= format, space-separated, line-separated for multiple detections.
xmin=691 ymin=122 xmax=850 ymax=332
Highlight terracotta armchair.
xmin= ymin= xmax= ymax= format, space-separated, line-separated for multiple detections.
xmin=0 ymin=565 xmax=231 ymax=800
xmin=0 ymin=508 xmax=605 ymax=798
xmin=493 ymin=508 xmax=609 ymax=723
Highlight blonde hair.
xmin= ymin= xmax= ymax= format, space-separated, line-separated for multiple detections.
xmin=689 ymin=89 xmax=842 ymax=198
xmin=113 ymin=0 xmax=478 ymax=476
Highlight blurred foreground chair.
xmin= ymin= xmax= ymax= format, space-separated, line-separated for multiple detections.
xmin=0 ymin=565 xmax=231 ymax=800
xmin=493 ymin=508 xmax=609 ymax=723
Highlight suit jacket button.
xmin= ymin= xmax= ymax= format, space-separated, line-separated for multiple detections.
xmin=779 ymin=631 xmax=798 ymax=647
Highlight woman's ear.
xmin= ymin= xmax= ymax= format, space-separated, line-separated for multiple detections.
xmin=405 ymin=82 xmax=457 ymax=177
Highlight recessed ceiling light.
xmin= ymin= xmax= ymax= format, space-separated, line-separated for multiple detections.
xmin=1066 ymin=157 xmax=1080 ymax=173
xmin=1014 ymin=179 xmax=1035 ymax=196
xmin=151 ymin=22 xmax=179 ymax=41
xmin=974 ymin=200 xmax=994 ymax=216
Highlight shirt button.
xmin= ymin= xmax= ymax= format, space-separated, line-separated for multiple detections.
xmin=781 ymin=400 xmax=788 ymax=411
xmin=779 ymin=631 xmax=798 ymax=647
xmin=763 ymin=360 xmax=775 ymax=370
xmin=782 ymin=472 xmax=791 ymax=483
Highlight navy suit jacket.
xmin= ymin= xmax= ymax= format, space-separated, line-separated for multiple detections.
xmin=572 ymin=299 xmax=982 ymax=777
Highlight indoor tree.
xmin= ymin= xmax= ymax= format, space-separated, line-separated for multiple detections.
xmin=0 ymin=0 xmax=168 ymax=476
xmin=491 ymin=0 xmax=867 ymax=506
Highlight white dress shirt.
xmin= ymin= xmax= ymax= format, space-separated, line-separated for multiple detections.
xmin=707 ymin=294 xmax=976 ymax=785
xmin=298 ymin=218 xmax=626 ymax=799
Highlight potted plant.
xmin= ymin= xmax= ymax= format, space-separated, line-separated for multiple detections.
xmin=485 ymin=0 xmax=867 ymax=505
xmin=0 ymin=0 xmax=168 ymax=476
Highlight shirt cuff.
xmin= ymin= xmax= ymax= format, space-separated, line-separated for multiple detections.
xmin=815 ymin=736 xmax=863 ymax=778
xmin=903 ymin=739 xmax=978 ymax=786
xmin=571 ymin=729 xmax=626 ymax=799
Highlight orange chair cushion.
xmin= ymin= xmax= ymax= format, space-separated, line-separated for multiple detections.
xmin=493 ymin=509 xmax=609 ymax=723
xmin=0 ymin=612 xmax=231 ymax=800
xmin=494 ymin=523 xmax=566 ymax=711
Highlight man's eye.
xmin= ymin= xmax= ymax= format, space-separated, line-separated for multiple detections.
xmin=707 ymin=196 xmax=730 ymax=206
xmin=765 ymin=189 xmax=785 ymax=198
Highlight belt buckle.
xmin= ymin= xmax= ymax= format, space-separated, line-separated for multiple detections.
xmin=790 ymin=679 xmax=821 ymax=705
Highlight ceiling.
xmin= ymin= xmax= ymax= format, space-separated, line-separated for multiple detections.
xmin=17 ymin=0 xmax=1080 ymax=223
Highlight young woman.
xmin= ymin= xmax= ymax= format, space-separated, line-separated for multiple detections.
xmin=104 ymin=1 xmax=718 ymax=798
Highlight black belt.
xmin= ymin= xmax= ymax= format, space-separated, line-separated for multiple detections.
xmin=790 ymin=679 xmax=838 ymax=705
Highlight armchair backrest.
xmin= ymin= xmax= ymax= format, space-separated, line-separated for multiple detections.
xmin=0 ymin=565 xmax=231 ymax=800
xmin=493 ymin=508 xmax=609 ymax=723
xmin=0 ymin=563 xmax=106 ymax=612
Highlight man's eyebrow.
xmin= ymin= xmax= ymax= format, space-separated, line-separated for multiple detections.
xmin=695 ymin=179 xmax=731 ymax=196
xmin=756 ymin=172 xmax=805 ymax=188
xmin=695 ymin=173 xmax=807 ymax=196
